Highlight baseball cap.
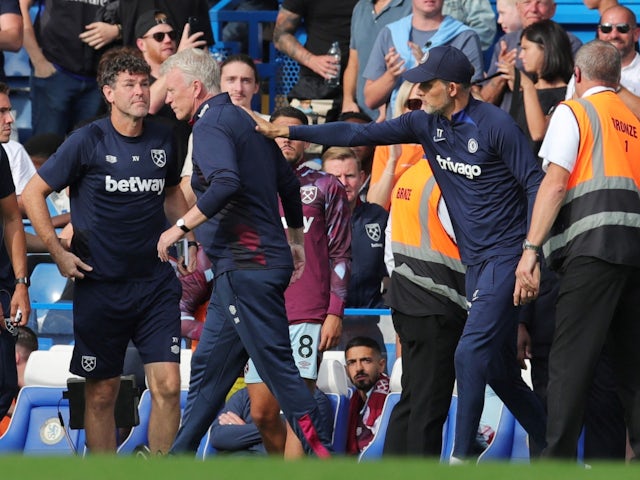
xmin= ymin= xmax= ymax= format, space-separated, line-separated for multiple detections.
xmin=402 ymin=46 xmax=474 ymax=84
xmin=135 ymin=10 xmax=173 ymax=39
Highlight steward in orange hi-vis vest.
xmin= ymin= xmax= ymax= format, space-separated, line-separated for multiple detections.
xmin=544 ymin=91 xmax=640 ymax=271
xmin=389 ymin=161 xmax=466 ymax=312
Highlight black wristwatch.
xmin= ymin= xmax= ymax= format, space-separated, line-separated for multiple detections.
xmin=522 ymin=239 xmax=541 ymax=254
xmin=176 ymin=218 xmax=191 ymax=233
xmin=14 ymin=276 xmax=30 ymax=287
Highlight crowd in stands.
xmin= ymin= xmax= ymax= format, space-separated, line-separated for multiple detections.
xmin=0 ymin=0 xmax=639 ymax=465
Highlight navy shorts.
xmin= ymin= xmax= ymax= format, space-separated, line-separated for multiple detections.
xmin=70 ymin=266 xmax=182 ymax=379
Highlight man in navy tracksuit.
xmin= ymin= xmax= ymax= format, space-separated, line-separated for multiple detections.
xmin=157 ymin=48 xmax=331 ymax=457
xmin=255 ymin=46 xmax=547 ymax=461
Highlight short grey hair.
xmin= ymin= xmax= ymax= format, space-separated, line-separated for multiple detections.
xmin=161 ymin=48 xmax=220 ymax=93
xmin=575 ymin=40 xmax=621 ymax=87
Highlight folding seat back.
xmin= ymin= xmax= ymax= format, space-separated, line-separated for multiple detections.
xmin=0 ymin=386 xmax=85 ymax=455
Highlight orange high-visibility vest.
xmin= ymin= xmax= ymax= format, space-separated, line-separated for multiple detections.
xmin=390 ymin=160 xmax=466 ymax=310
xmin=544 ymin=91 xmax=640 ymax=270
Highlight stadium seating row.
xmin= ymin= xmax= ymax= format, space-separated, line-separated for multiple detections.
xmin=0 ymin=348 xmax=351 ymax=457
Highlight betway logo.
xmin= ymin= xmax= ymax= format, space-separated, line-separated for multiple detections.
xmin=105 ymin=175 xmax=165 ymax=196
xmin=281 ymin=216 xmax=315 ymax=234
xmin=436 ymin=154 xmax=481 ymax=179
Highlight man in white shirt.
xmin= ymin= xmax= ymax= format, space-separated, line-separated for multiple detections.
xmin=566 ymin=5 xmax=640 ymax=98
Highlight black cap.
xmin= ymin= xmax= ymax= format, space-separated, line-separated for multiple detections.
xmin=134 ymin=10 xmax=173 ymax=39
xmin=402 ymin=46 xmax=474 ymax=84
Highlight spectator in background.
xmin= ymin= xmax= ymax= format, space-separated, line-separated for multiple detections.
xmin=23 ymin=133 xmax=69 ymax=237
xmin=366 ymin=81 xmax=424 ymax=210
xmin=481 ymin=0 xmax=582 ymax=111
xmin=496 ymin=0 xmax=523 ymax=34
xmin=209 ymin=385 xmax=334 ymax=455
xmin=244 ymin=106 xmax=351 ymax=458
xmin=582 ymin=0 xmax=618 ymax=14
xmin=23 ymin=133 xmax=63 ymax=170
xmin=443 ymin=0 xmax=497 ymax=53
xmin=496 ymin=20 xmax=573 ymax=156
xmin=273 ymin=0 xmax=358 ymax=111
xmin=566 ymin=5 xmax=640 ymax=98
xmin=210 ymin=387 xmax=267 ymax=455
xmin=86 ymin=0 xmax=214 ymax=48
xmin=220 ymin=54 xmax=264 ymax=115
xmin=133 ymin=10 xmax=205 ymax=173
xmin=336 ymin=111 xmax=376 ymax=195
xmin=133 ymin=11 xmax=206 ymax=114
xmin=0 ymin=80 xmax=30 ymax=427
xmin=19 ymin=0 xmax=117 ymax=136
xmin=0 ymin=325 xmax=37 ymax=435
xmin=0 ymin=0 xmax=22 ymax=83
xmin=322 ymin=147 xmax=388 ymax=354
xmin=343 ymin=0 xmax=495 ymax=120
xmin=341 ymin=0 xmax=412 ymax=120
xmin=363 ymin=0 xmax=484 ymax=119
xmin=345 ymin=336 xmax=389 ymax=455
xmin=0 ymin=83 xmax=36 ymax=218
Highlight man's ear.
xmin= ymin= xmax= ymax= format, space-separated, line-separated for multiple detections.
xmin=193 ymin=79 xmax=207 ymax=100
xmin=574 ymin=66 xmax=581 ymax=84
xmin=448 ymin=81 xmax=458 ymax=97
xmin=102 ymin=84 xmax=114 ymax=104
xmin=379 ymin=357 xmax=387 ymax=374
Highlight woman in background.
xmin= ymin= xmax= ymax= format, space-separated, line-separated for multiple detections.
xmin=497 ymin=19 xmax=573 ymax=156
xmin=366 ymin=81 xmax=425 ymax=210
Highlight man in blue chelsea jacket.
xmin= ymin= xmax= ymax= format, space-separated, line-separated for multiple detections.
xmin=254 ymin=45 xmax=547 ymax=461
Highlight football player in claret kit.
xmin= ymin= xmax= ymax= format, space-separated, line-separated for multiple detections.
xmin=22 ymin=50 xmax=196 ymax=454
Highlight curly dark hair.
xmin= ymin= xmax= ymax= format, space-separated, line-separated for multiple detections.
xmin=96 ymin=46 xmax=150 ymax=88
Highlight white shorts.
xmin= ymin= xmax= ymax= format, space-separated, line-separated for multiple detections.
xmin=244 ymin=322 xmax=321 ymax=383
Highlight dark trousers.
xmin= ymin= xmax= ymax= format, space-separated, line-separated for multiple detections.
xmin=383 ymin=311 xmax=464 ymax=456
xmin=171 ymin=268 xmax=331 ymax=456
xmin=0 ymin=331 xmax=17 ymax=418
xmin=521 ymin=266 xmax=626 ymax=460
xmin=545 ymin=257 xmax=640 ymax=459
xmin=453 ymin=255 xmax=547 ymax=458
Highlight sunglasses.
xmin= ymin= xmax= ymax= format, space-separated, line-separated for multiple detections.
xmin=598 ymin=23 xmax=632 ymax=34
xmin=405 ymin=98 xmax=422 ymax=111
xmin=144 ymin=31 xmax=177 ymax=42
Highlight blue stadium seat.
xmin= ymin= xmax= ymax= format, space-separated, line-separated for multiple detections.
xmin=29 ymin=262 xmax=68 ymax=305
xmin=477 ymin=404 xmax=517 ymax=463
xmin=511 ymin=419 xmax=530 ymax=463
xmin=357 ymin=392 xmax=400 ymax=462
xmin=117 ymin=389 xmax=204 ymax=455
xmin=324 ymin=392 xmax=349 ymax=454
xmin=357 ymin=357 xmax=401 ymax=461
xmin=440 ymin=395 xmax=458 ymax=462
xmin=0 ymin=386 xmax=85 ymax=455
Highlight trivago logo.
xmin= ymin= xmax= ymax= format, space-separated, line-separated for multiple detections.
xmin=436 ymin=154 xmax=481 ymax=179
xmin=105 ymin=175 xmax=165 ymax=195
